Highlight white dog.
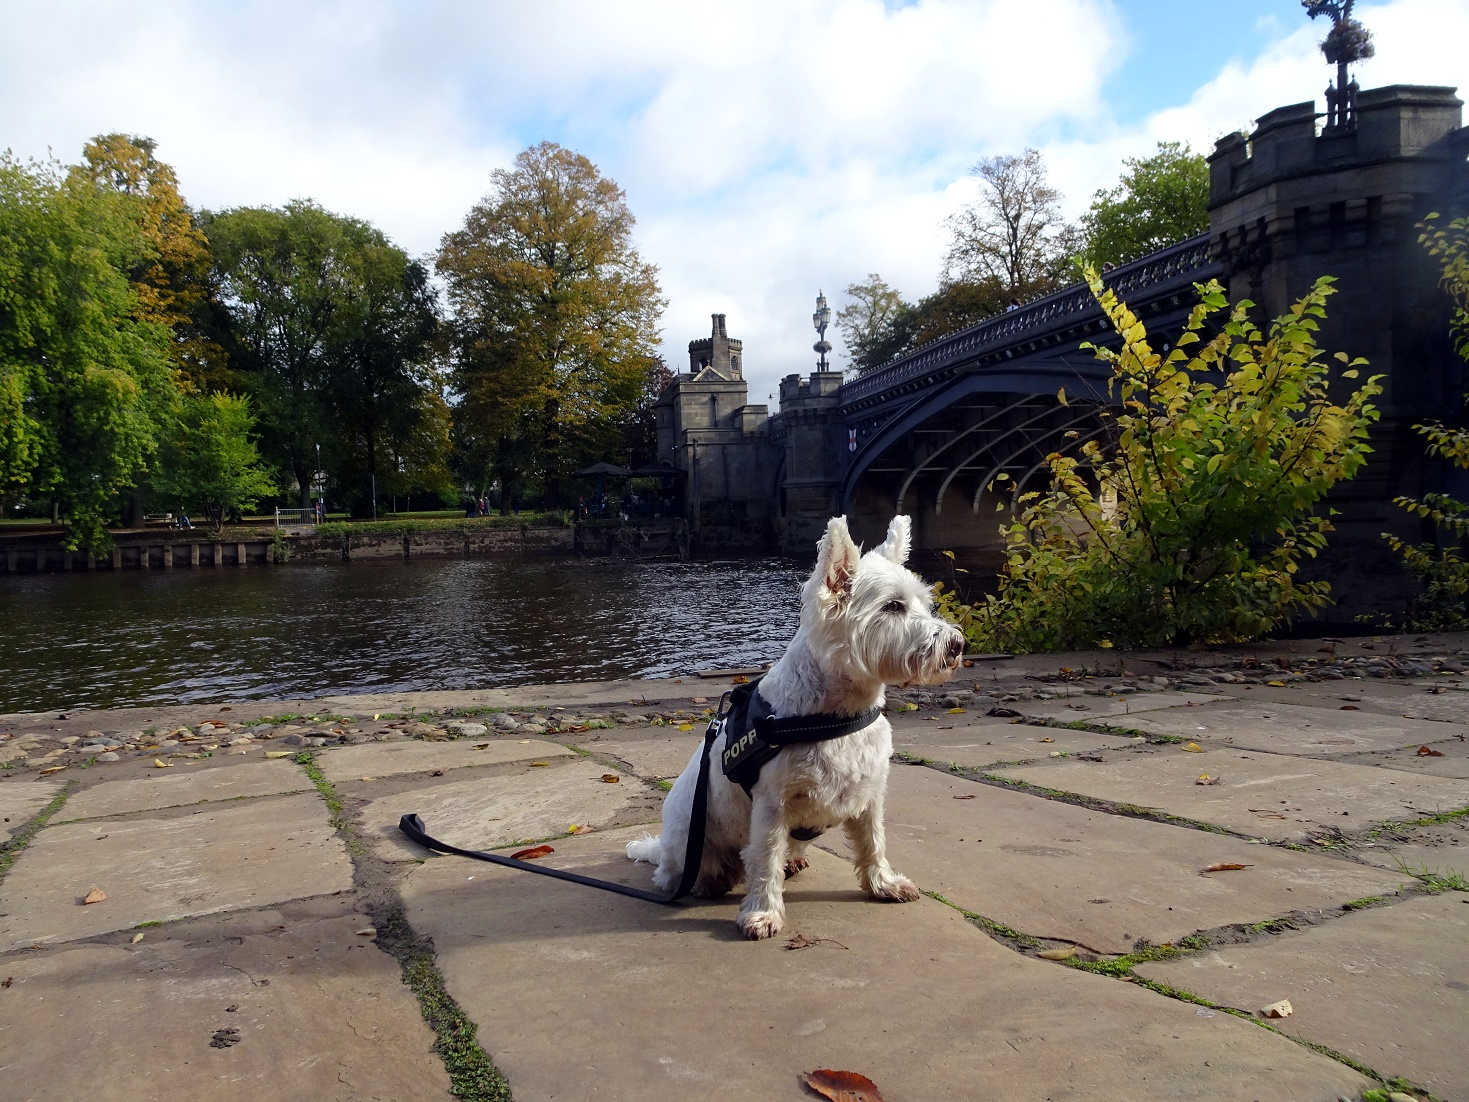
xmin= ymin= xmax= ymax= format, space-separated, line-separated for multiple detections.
xmin=628 ymin=514 xmax=965 ymax=939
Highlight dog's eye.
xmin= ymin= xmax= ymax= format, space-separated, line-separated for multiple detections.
xmin=883 ymin=599 xmax=907 ymax=615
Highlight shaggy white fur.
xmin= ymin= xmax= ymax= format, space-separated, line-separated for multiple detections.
xmin=627 ymin=514 xmax=965 ymax=939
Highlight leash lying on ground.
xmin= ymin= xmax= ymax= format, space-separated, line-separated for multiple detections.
xmin=398 ymin=679 xmax=883 ymax=904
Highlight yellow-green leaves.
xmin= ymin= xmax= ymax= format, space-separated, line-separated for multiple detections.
xmin=953 ymin=270 xmax=1382 ymax=654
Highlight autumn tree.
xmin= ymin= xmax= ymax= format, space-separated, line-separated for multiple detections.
xmin=1080 ymin=141 xmax=1209 ymax=268
xmin=437 ymin=142 xmax=665 ymax=507
xmin=619 ymin=354 xmax=676 ymax=469
xmin=69 ymin=134 xmax=227 ymax=391
xmin=836 ymin=275 xmax=905 ymax=373
xmin=943 ymin=149 xmax=1076 ymax=300
xmin=0 ymin=153 xmax=176 ymax=551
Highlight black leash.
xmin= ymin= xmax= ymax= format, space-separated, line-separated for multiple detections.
xmin=397 ymin=682 xmax=883 ymax=904
xmin=398 ymin=695 xmax=724 ymax=905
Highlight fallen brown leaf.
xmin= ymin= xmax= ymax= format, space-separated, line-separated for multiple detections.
xmin=1039 ymin=736 xmax=1054 ymax=743
xmin=601 ymin=774 xmax=621 ymax=783
xmin=1201 ymin=863 xmax=1253 ymax=874
xmin=800 ymin=1068 xmax=885 ymax=1102
xmin=731 ymin=675 xmax=749 ymax=684
xmin=1416 ymin=745 xmax=1445 ymax=757
xmin=952 ymin=793 xmax=976 ymax=800
xmin=1183 ymin=742 xmax=1204 ymax=753
xmin=1037 ymin=946 xmax=1076 ymax=961
xmin=1340 ymin=705 xmax=1359 ymax=711
xmin=1195 ymin=774 xmax=1222 ymax=786
xmin=82 ymin=887 xmax=107 ymax=905
xmin=510 ymin=845 xmax=555 ymax=861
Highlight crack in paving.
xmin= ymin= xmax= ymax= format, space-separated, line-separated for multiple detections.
xmin=0 ymin=781 xmax=75 ymax=887
xmin=922 ymin=887 xmax=1448 ymax=1101
xmin=290 ymin=751 xmax=511 ymax=1102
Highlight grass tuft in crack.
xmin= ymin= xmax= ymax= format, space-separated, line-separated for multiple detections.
xmin=292 ymin=751 xmax=510 ymax=1101
xmin=0 ymin=782 xmax=75 ymax=885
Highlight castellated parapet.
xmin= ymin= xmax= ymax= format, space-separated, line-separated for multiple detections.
xmin=1208 ymin=82 xmax=1468 ymax=592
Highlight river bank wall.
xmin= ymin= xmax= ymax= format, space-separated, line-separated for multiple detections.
xmin=0 ymin=518 xmax=693 ymax=574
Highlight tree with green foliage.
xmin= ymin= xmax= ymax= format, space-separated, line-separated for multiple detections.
xmin=842 ymin=278 xmax=1009 ymax=374
xmin=836 ymin=274 xmax=905 ymax=373
xmin=938 ymin=272 xmax=1383 ymax=651
xmin=1080 ymin=141 xmax=1209 ymax=268
xmin=437 ymin=142 xmax=665 ymax=507
xmin=151 ymin=392 xmax=275 ymax=533
xmin=205 ymin=201 xmax=443 ymax=511
xmin=69 ymin=134 xmax=227 ymax=392
xmin=0 ymin=153 xmax=176 ymax=551
xmin=1382 ymin=213 xmax=1469 ymax=629
xmin=943 ymin=149 xmax=1076 ymax=300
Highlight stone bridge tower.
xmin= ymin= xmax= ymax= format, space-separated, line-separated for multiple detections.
xmin=654 ymin=314 xmax=775 ymax=549
xmin=1208 ymin=84 xmax=1468 ymax=577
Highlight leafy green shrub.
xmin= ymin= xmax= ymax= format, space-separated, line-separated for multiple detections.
xmin=1381 ymin=213 xmax=1469 ymax=630
xmin=945 ymin=271 xmax=1382 ymax=652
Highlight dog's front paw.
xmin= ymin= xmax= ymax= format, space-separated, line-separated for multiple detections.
xmin=865 ymin=872 xmax=920 ymax=903
xmin=737 ymin=909 xmax=784 ymax=940
xmin=783 ymin=856 xmax=809 ymax=879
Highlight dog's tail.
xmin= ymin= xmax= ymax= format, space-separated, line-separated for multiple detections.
xmin=625 ymin=833 xmax=662 ymax=864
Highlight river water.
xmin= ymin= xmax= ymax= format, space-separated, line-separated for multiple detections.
xmin=0 ymin=557 xmax=807 ymax=712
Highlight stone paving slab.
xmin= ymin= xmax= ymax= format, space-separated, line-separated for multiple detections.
xmin=1205 ymin=676 xmax=1469 ymax=724
xmin=1084 ymin=698 xmax=1466 ymax=755
xmin=891 ymin=715 xmax=1143 ymax=767
xmin=570 ymin=729 xmax=702 ymax=779
xmin=58 ymin=759 xmax=313 ymax=821
xmin=315 ymin=736 xmax=572 ymax=783
xmin=0 ymin=909 xmax=452 ymax=1102
xmin=0 ymin=778 xmax=62 ymax=838
xmin=362 ymin=757 xmax=659 ymax=862
xmin=820 ymin=764 xmax=1405 ymax=953
xmin=0 ymin=793 xmax=352 ymax=951
xmin=1330 ymin=737 xmax=1469 ymax=779
xmin=402 ymin=826 xmax=1368 ymax=1101
xmin=994 ymin=749 xmax=1469 ymax=842
xmin=1137 ymin=894 xmax=1469 ymax=1099
xmin=1011 ymin=690 xmax=1225 ymax=721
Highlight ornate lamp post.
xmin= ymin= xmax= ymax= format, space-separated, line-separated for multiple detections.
xmin=1303 ymin=1 xmax=1375 ymax=131
xmin=812 ymin=290 xmax=832 ymax=371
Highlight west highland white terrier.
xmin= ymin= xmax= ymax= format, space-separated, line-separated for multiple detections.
xmin=627 ymin=514 xmax=965 ymax=939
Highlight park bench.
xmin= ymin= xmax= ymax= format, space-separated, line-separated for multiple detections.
xmin=142 ymin=513 xmax=174 ymax=528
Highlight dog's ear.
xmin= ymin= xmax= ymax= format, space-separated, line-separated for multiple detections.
xmin=814 ymin=515 xmax=861 ymax=606
xmin=876 ymin=515 xmax=912 ymax=564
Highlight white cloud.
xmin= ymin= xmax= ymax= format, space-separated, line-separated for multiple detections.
xmin=2 ymin=0 xmax=1463 ymax=410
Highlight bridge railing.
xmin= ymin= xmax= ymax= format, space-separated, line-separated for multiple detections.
xmin=840 ymin=233 xmax=1218 ymax=407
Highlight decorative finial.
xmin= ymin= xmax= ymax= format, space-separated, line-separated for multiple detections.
xmin=1302 ymin=0 xmax=1375 ymax=131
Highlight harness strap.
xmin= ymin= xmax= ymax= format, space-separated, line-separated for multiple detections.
xmin=397 ymin=699 xmax=725 ymax=906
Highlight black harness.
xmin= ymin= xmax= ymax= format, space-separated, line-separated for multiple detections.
xmin=398 ymin=676 xmax=884 ymax=904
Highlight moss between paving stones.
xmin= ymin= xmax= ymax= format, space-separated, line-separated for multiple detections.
xmin=0 ymin=781 xmax=75 ymax=885
xmin=291 ymin=752 xmax=511 ymax=1102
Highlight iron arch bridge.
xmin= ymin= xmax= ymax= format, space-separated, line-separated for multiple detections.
xmin=831 ymin=235 xmax=1221 ymax=547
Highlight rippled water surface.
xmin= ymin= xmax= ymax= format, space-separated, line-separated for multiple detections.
xmin=0 ymin=558 xmax=805 ymax=711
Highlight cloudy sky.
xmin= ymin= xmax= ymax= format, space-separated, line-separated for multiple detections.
xmin=4 ymin=0 xmax=1466 ymax=407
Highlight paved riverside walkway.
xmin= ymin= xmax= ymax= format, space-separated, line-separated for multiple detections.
xmin=1 ymin=634 xmax=1465 ymax=1102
